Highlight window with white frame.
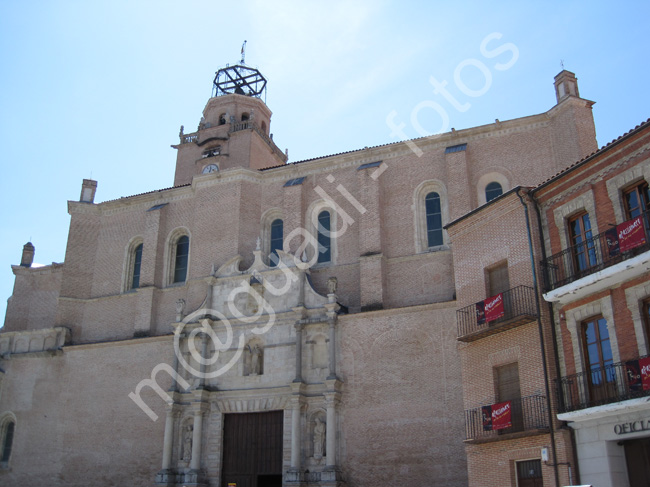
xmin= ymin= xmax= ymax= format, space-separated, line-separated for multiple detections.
xmin=123 ymin=238 xmax=144 ymax=292
xmin=414 ymin=180 xmax=449 ymax=253
xmin=166 ymin=230 xmax=190 ymax=286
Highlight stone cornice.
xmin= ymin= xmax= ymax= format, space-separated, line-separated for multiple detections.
xmin=62 ymin=333 xmax=172 ymax=351
xmin=11 ymin=262 xmax=64 ymax=276
xmin=338 ymin=300 xmax=455 ymax=321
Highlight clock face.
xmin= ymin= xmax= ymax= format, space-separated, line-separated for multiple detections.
xmin=202 ymin=164 xmax=218 ymax=174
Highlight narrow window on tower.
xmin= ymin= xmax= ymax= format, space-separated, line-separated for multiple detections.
xmin=131 ymin=243 xmax=143 ymax=289
xmin=317 ymin=211 xmax=332 ymax=264
xmin=269 ymin=219 xmax=283 ymax=267
xmin=425 ymin=192 xmax=443 ymax=248
xmin=173 ymin=235 xmax=190 ymax=283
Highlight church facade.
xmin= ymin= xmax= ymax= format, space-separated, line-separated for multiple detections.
xmin=0 ymin=64 xmax=598 ymax=487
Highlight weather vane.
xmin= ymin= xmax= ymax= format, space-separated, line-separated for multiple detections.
xmin=560 ymin=59 xmax=565 ymax=70
xmin=241 ymin=40 xmax=247 ymax=64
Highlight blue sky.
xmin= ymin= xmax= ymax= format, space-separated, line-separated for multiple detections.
xmin=1 ymin=1 xmax=649 ymax=326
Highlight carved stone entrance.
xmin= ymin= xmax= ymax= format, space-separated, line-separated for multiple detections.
xmin=221 ymin=411 xmax=283 ymax=487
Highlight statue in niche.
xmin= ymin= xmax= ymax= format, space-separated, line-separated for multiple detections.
xmin=182 ymin=424 xmax=193 ymax=461
xmin=313 ymin=417 xmax=326 ymax=460
xmin=248 ymin=344 xmax=263 ymax=375
xmin=327 ymin=276 xmax=338 ymax=294
xmin=175 ymin=299 xmax=186 ymax=322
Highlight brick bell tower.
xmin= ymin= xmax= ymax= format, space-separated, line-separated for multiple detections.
xmin=172 ymin=62 xmax=288 ymax=186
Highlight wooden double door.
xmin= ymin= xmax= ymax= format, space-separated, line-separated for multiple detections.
xmin=221 ymin=411 xmax=284 ymax=487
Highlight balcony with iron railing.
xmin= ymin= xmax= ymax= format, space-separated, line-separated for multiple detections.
xmin=542 ymin=211 xmax=650 ymax=293
xmin=556 ymin=354 xmax=650 ymax=414
xmin=464 ymin=394 xmax=549 ymax=443
xmin=456 ymin=285 xmax=538 ymax=342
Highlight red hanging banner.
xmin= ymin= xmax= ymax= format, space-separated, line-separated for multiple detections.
xmin=641 ymin=357 xmax=650 ymax=391
xmin=617 ymin=216 xmax=646 ymax=252
xmin=482 ymin=405 xmax=493 ymax=430
xmin=491 ymin=401 xmax=512 ymax=430
xmin=481 ymin=401 xmax=512 ymax=431
xmin=606 ymin=227 xmax=620 ymax=257
xmin=476 ymin=301 xmax=486 ymax=326
xmin=625 ymin=360 xmax=642 ymax=392
xmin=484 ymin=293 xmax=505 ymax=322
xmin=625 ymin=357 xmax=650 ymax=392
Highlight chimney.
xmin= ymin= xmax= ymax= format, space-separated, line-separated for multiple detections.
xmin=554 ymin=70 xmax=580 ymax=104
xmin=20 ymin=242 xmax=35 ymax=267
xmin=80 ymin=179 xmax=98 ymax=203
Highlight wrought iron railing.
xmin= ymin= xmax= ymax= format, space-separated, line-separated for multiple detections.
xmin=556 ymin=355 xmax=650 ymax=413
xmin=542 ymin=211 xmax=650 ymax=292
xmin=464 ymin=395 xmax=548 ymax=441
xmin=456 ymin=285 xmax=537 ymax=339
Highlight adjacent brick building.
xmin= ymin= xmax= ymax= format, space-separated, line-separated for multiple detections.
xmin=535 ymin=118 xmax=650 ymax=487
xmin=0 ymin=64 xmax=599 ymax=487
xmin=446 ymin=186 xmax=576 ymax=487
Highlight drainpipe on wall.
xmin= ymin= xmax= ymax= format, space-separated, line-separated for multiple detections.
xmin=516 ymin=188 xmax=561 ymax=487
xmin=530 ymin=192 xmax=582 ymax=486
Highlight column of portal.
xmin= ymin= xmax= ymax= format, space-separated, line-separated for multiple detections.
xmin=290 ymin=398 xmax=302 ymax=469
xmin=190 ymin=410 xmax=204 ymax=471
xmin=198 ymin=331 xmax=208 ymax=389
xmin=327 ymin=317 xmax=336 ymax=379
xmin=294 ymin=322 xmax=304 ymax=382
xmin=325 ymin=394 xmax=338 ymax=467
xmin=161 ymin=406 xmax=178 ymax=471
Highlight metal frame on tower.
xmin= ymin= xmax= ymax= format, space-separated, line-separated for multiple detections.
xmin=212 ymin=42 xmax=267 ymax=100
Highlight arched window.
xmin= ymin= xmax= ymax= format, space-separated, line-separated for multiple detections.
xmin=131 ymin=243 xmax=143 ymax=289
xmin=241 ymin=112 xmax=250 ymax=122
xmin=485 ymin=182 xmax=503 ymax=202
xmin=173 ymin=235 xmax=190 ymax=283
xmin=414 ymin=181 xmax=449 ymax=253
xmin=425 ymin=192 xmax=443 ymax=248
xmin=317 ymin=211 xmax=332 ymax=264
xmin=1 ymin=419 xmax=15 ymax=466
xmin=269 ymin=219 xmax=283 ymax=267
xmin=218 ymin=113 xmax=226 ymax=125
xmin=123 ymin=238 xmax=144 ymax=292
